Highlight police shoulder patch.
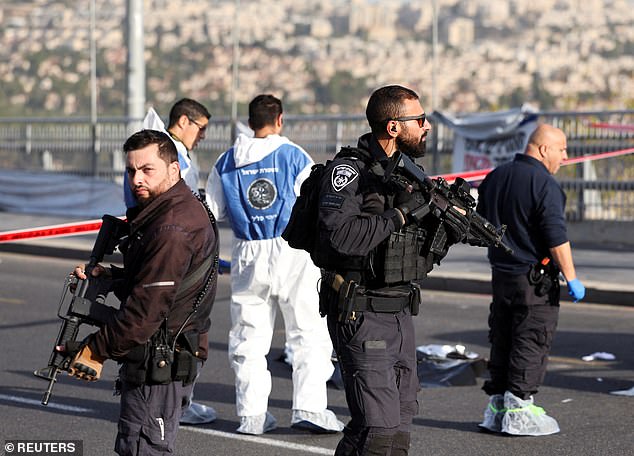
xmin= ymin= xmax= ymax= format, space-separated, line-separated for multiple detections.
xmin=331 ymin=164 xmax=358 ymax=192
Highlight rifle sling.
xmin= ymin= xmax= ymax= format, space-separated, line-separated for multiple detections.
xmin=174 ymin=256 xmax=214 ymax=302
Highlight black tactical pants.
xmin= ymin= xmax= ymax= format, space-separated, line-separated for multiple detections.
xmin=115 ymin=374 xmax=194 ymax=456
xmin=483 ymin=270 xmax=560 ymax=399
xmin=327 ymin=308 xmax=419 ymax=456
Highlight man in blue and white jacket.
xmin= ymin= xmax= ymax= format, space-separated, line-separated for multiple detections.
xmin=205 ymin=94 xmax=343 ymax=435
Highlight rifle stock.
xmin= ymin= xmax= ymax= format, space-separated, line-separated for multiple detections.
xmin=34 ymin=215 xmax=128 ymax=405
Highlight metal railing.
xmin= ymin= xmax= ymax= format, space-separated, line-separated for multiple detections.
xmin=1 ymin=111 xmax=633 ymax=221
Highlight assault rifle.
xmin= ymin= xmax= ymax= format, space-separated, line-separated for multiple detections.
xmin=392 ymin=152 xmax=513 ymax=257
xmin=33 ymin=215 xmax=128 ymax=405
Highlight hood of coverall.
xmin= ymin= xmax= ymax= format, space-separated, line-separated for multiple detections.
xmin=232 ymin=133 xmax=293 ymax=168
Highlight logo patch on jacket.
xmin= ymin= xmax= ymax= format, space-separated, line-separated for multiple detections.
xmin=247 ymin=178 xmax=277 ymax=209
xmin=331 ymin=164 xmax=358 ymax=192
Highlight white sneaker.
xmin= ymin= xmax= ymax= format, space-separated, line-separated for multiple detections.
xmin=236 ymin=411 xmax=277 ymax=435
xmin=180 ymin=401 xmax=217 ymax=425
xmin=478 ymin=394 xmax=505 ymax=433
xmin=291 ymin=409 xmax=344 ymax=433
xmin=501 ymin=391 xmax=560 ymax=436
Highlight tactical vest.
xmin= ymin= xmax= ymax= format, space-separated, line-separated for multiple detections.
xmin=314 ymin=146 xmax=431 ymax=286
xmin=383 ymin=226 xmax=432 ymax=285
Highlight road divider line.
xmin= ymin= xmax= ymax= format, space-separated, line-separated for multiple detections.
xmin=0 ymin=393 xmax=94 ymax=413
xmin=182 ymin=426 xmax=334 ymax=455
xmin=0 ymin=297 xmax=24 ymax=305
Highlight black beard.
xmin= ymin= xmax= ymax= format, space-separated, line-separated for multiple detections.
xmin=396 ymin=135 xmax=426 ymax=158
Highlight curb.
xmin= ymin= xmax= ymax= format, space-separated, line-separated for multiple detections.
xmin=2 ymin=242 xmax=632 ymax=307
xmin=426 ymin=273 xmax=634 ymax=307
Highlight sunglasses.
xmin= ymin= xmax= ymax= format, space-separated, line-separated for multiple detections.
xmin=393 ymin=113 xmax=426 ymax=128
xmin=188 ymin=117 xmax=208 ymax=133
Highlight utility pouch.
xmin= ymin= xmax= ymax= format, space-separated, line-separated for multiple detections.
xmin=528 ymin=258 xmax=558 ymax=297
xmin=349 ymin=284 xmax=414 ymax=314
xmin=148 ymin=343 xmax=174 ymax=384
xmin=173 ymin=349 xmax=197 ymax=385
xmin=173 ymin=330 xmax=200 ymax=385
xmin=147 ymin=319 xmax=174 ymax=385
xmin=320 ymin=271 xmax=346 ymax=318
xmin=318 ymin=276 xmax=335 ymax=317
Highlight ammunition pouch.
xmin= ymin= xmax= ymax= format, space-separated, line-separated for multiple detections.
xmin=384 ymin=227 xmax=430 ymax=284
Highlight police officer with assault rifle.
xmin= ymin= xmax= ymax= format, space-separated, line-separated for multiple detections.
xmin=293 ymin=85 xmax=509 ymax=455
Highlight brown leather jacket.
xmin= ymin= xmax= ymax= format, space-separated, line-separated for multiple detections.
xmin=91 ymin=179 xmax=218 ymax=361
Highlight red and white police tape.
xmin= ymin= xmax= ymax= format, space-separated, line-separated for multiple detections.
xmin=1 ymin=147 xmax=633 ymax=243
xmin=438 ymin=146 xmax=634 ymax=184
xmin=0 ymin=218 xmax=124 ymax=243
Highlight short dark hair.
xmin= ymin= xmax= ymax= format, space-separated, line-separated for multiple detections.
xmin=366 ymin=85 xmax=419 ymax=133
xmin=168 ymin=98 xmax=211 ymax=128
xmin=123 ymin=129 xmax=178 ymax=164
xmin=248 ymin=94 xmax=283 ymax=130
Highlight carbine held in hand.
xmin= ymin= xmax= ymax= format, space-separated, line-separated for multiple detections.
xmin=393 ymin=152 xmax=513 ymax=255
xmin=33 ymin=215 xmax=128 ymax=405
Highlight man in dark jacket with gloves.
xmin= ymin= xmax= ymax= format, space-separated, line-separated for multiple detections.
xmin=66 ymin=129 xmax=218 ymax=455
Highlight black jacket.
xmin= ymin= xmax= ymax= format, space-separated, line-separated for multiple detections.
xmin=477 ymin=153 xmax=568 ymax=274
xmin=315 ymin=133 xmax=403 ymax=286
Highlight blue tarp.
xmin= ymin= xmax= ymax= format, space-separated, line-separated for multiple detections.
xmin=0 ymin=170 xmax=125 ymax=218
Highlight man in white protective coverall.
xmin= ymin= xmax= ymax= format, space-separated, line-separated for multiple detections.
xmin=123 ymin=98 xmax=217 ymax=426
xmin=205 ymin=94 xmax=344 ymax=435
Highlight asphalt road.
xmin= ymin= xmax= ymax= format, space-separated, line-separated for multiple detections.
xmin=1 ymin=251 xmax=632 ymax=456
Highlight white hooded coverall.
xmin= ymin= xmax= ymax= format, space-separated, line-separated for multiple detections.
xmin=205 ymin=133 xmax=334 ymax=418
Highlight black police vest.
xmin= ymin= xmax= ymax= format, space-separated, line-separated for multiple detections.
xmin=314 ymin=147 xmax=430 ymax=286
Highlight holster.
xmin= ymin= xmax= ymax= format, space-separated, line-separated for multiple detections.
xmin=528 ymin=258 xmax=560 ymax=297
xmin=321 ymin=272 xmax=422 ymax=320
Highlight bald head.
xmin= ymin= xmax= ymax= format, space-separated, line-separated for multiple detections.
xmin=525 ymin=124 xmax=568 ymax=174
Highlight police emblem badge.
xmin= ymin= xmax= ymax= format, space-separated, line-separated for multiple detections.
xmin=247 ymin=178 xmax=277 ymax=209
xmin=331 ymin=164 xmax=358 ymax=192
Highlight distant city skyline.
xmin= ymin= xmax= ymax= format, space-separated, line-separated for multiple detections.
xmin=0 ymin=0 xmax=632 ymax=118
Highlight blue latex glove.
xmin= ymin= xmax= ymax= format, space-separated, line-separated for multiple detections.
xmin=567 ymin=278 xmax=585 ymax=302
xmin=218 ymin=258 xmax=231 ymax=275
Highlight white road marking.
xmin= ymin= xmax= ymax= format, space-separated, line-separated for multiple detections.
xmin=0 ymin=393 xmax=93 ymax=413
xmin=182 ymin=426 xmax=334 ymax=455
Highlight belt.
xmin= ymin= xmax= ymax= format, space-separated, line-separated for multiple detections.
xmin=322 ymin=271 xmax=413 ymax=316
xmin=351 ymin=294 xmax=412 ymax=313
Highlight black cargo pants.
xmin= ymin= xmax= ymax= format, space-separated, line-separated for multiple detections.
xmin=327 ymin=308 xmax=419 ymax=455
xmin=115 ymin=374 xmax=194 ymax=456
xmin=483 ymin=270 xmax=560 ymax=399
